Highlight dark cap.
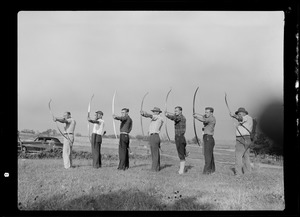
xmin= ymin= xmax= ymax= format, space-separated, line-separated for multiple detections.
xmin=235 ymin=107 xmax=248 ymax=115
xmin=205 ymin=107 xmax=214 ymax=113
xmin=96 ymin=111 xmax=103 ymax=115
xmin=122 ymin=108 xmax=129 ymax=112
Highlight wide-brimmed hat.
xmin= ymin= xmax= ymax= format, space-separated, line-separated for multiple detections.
xmin=151 ymin=107 xmax=162 ymax=113
xmin=235 ymin=107 xmax=248 ymax=115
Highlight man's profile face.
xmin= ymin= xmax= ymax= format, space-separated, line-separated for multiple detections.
xmin=205 ymin=109 xmax=211 ymax=118
xmin=174 ymin=108 xmax=181 ymax=116
xmin=238 ymin=112 xmax=246 ymax=118
xmin=121 ymin=110 xmax=127 ymax=117
xmin=63 ymin=112 xmax=69 ymax=119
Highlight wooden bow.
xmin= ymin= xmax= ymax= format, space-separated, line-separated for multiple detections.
xmin=140 ymin=92 xmax=149 ymax=137
xmin=112 ymin=91 xmax=118 ymax=140
xmin=224 ymin=92 xmax=245 ymax=139
xmin=224 ymin=92 xmax=252 ymax=157
xmin=165 ymin=88 xmax=172 ymax=142
xmin=193 ymin=87 xmax=201 ymax=146
xmin=87 ymin=94 xmax=94 ymax=144
xmin=48 ymin=99 xmax=71 ymax=143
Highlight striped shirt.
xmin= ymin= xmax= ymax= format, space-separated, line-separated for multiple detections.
xmin=166 ymin=114 xmax=186 ymax=135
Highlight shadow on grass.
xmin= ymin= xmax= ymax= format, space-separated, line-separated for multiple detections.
xmin=129 ymin=163 xmax=149 ymax=168
xmin=185 ymin=165 xmax=193 ymax=172
xmin=26 ymin=188 xmax=215 ymax=211
xmin=160 ymin=164 xmax=173 ymax=170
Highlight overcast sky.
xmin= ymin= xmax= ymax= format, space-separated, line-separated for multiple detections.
xmin=18 ymin=11 xmax=284 ymax=141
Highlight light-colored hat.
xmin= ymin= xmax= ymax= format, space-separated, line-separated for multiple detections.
xmin=151 ymin=107 xmax=162 ymax=113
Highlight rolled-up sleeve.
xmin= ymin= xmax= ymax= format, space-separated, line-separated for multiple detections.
xmin=166 ymin=114 xmax=176 ymax=121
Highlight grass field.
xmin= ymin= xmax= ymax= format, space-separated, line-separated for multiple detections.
xmin=18 ymin=134 xmax=284 ymax=210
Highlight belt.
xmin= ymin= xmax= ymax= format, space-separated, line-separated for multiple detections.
xmin=120 ymin=132 xmax=129 ymax=135
xmin=203 ymin=134 xmax=213 ymax=136
xmin=236 ymin=135 xmax=250 ymax=138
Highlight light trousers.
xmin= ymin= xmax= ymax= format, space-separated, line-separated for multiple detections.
xmin=235 ymin=135 xmax=252 ymax=175
xmin=63 ymin=135 xmax=74 ymax=169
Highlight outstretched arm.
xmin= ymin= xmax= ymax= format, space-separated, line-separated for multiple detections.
xmin=193 ymin=113 xmax=204 ymax=122
xmin=231 ymin=114 xmax=243 ymax=122
xmin=87 ymin=117 xmax=101 ymax=124
xmin=164 ymin=111 xmax=176 ymax=120
xmin=140 ymin=111 xmax=153 ymax=119
xmin=113 ymin=115 xmax=127 ymax=121
xmin=54 ymin=117 xmax=68 ymax=124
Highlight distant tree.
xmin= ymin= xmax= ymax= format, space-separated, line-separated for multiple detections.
xmin=40 ymin=129 xmax=59 ymax=136
xmin=252 ymin=131 xmax=282 ymax=156
xmin=191 ymin=136 xmax=200 ymax=145
xmin=187 ymin=139 xmax=194 ymax=144
xmin=52 ymin=129 xmax=58 ymax=136
xmin=136 ymin=134 xmax=148 ymax=141
xmin=106 ymin=134 xmax=116 ymax=139
xmin=21 ymin=129 xmax=35 ymax=134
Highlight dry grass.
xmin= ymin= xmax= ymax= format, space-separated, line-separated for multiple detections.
xmin=18 ymin=139 xmax=284 ymax=210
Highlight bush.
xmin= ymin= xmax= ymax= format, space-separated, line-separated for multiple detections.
xmin=252 ymin=132 xmax=283 ymax=156
xmin=136 ymin=135 xmax=149 ymax=141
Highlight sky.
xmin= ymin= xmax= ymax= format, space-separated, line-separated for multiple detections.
xmin=18 ymin=11 xmax=284 ymax=142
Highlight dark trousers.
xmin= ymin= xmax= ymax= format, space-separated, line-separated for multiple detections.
xmin=149 ymin=133 xmax=161 ymax=171
xmin=91 ymin=133 xmax=102 ymax=168
xmin=175 ymin=134 xmax=187 ymax=161
xmin=118 ymin=134 xmax=129 ymax=170
xmin=203 ymin=134 xmax=215 ymax=174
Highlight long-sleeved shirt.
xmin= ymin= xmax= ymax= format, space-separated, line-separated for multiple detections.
xmin=165 ymin=113 xmax=186 ymax=135
xmin=202 ymin=115 xmax=216 ymax=136
xmin=114 ymin=115 xmax=133 ymax=134
xmin=235 ymin=115 xmax=253 ymax=137
xmin=142 ymin=112 xmax=164 ymax=134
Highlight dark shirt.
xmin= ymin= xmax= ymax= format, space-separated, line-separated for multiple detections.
xmin=114 ymin=115 xmax=133 ymax=134
xmin=166 ymin=113 xmax=186 ymax=135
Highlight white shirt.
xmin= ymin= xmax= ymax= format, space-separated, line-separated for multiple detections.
xmin=235 ymin=115 xmax=253 ymax=136
xmin=148 ymin=115 xmax=164 ymax=135
xmin=64 ymin=118 xmax=76 ymax=134
xmin=93 ymin=119 xmax=105 ymax=135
